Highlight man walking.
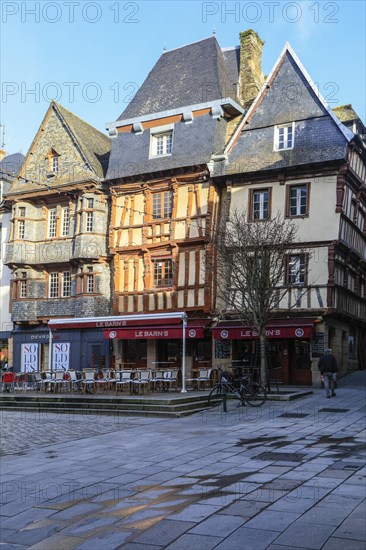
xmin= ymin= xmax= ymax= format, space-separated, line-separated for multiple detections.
xmin=318 ymin=348 xmax=338 ymax=398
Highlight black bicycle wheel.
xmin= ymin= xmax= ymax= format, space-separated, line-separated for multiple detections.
xmin=208 ymin=384 xmax=224 ymax=407
xmin=243 ymin=383 xmax=267 ymax=407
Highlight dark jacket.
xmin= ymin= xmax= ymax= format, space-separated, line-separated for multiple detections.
xmin=318 ymin=354 xmax=338 ymax=373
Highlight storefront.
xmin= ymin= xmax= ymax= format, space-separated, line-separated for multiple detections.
xmin=212 ymin=318 xmax=316 ymax=385
xmin=48 ymin=312 xmax=212 ymax=390
xmin=12 ymin=324 xmax=110 ymax=372
xmin=0 ymin=331 xmax=11 ymax=370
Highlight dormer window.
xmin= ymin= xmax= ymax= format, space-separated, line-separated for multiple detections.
xmin=150 ymin=125 xmax=173 ymax=157
xmin=274 ymin=123 xmax=295 ymax=151
xmin=47 ymin=149 xmax=60 ymax=173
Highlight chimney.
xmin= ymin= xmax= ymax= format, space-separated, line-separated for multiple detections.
xmin=0 ymin=149 xmax=6 ymax=162
xmin=239 ymin=30 xmax=265 ymax=106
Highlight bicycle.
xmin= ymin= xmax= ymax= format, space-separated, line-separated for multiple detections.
xmin=208 ymin=367 xmax=267 ymax=408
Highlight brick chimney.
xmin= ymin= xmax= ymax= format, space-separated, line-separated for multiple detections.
xmin=239 ymin=30 xmax=265 ymax=106
xmin=0 ymin=149 xmax=6 ymax=162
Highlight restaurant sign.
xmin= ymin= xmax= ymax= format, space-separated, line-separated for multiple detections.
xmin=213 ymin=326 xmax=312 ymax=340
xmin=104 ymin=327 xmax=204 ymax=340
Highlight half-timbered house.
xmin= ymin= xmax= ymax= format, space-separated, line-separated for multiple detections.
xmin=104 ymin=32 xmax=263 ymax=376
xmin=213 ymin=43 xmax=366 ymax=384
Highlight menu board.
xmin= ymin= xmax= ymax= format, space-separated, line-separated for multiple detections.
xmin=312 ymin=332 xmax=325 ymax=358
xmin=215 ymin=340 xmax=230 ymax=359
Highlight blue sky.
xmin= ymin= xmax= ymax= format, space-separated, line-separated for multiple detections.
xmin=1 ymin=0 xmax=365 ymax=154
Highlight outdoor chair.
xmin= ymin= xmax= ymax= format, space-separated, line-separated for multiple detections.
xmin=33 ymin=371 xmax=45 ymax=391
xmin=15 ymin=372 xmax=34 ymax=391
xmin=164 ymin=369 xmax=178 ymax=392
xmin=132 ymin=369 xmax=151 ymax=395
xmin=67 ymin=370 xmax=82 ymax=392
xmin=150 ymin=370 xmax=165 ymax=392
xmin=48 ymin=370 xmax=66 ymax=393
xmin=1 ymin=372 xmax=16 ymax=393
xmin=82 ymin=369 xmax=96 ymax=394
xmin=115 ymin=370 xmax=132 ymax=394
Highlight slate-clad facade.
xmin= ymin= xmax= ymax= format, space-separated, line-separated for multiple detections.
xmin=4 ymin=102 xmax=112 ymax=372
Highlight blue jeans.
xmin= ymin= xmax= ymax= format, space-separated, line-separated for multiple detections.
xmin=324 ymin=373 xmax=336 ymax=396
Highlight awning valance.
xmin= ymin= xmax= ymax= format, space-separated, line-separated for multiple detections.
xmin=213 ymin=318 xmax=316 ymax=340
xmin=104 ymin=325 xmax=204 ymax=340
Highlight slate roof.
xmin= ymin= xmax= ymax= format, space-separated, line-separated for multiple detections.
xmin=54 ymin=103 xmax=111 ymax=178
xmin=0 ymin=153 xmax=25 ymax=179
xmin=224 ymin=48 xmax=351 ymax=176
xmin=106 ymin=115 xmax=226 ymax=180
xmin=118 ymin=37 xmax=238 ymax=121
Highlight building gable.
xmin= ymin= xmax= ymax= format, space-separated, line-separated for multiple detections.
xmin=225 ymin=44 xmax=352 ymax=175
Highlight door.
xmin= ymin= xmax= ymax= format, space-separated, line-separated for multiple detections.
xmin=289 ymin=340 xmax=312 ymax=385
xmin=88 ymin=343 xmax=106 ymax=369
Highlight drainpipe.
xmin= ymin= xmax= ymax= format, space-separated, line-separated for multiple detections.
xmin=181 ymin=314 xmax=187 ymax=393
xmin=48 ymin=328 xmax=53 ymax=373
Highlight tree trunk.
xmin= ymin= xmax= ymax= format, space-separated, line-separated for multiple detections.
xmin=260 ymin=333 xmax=268 ymax=386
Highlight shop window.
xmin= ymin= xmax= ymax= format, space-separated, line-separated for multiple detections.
xmin=348 ymin=328 xmax=356 ymax=359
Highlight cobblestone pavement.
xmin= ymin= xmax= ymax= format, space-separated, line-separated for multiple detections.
xmin=0 ymin=371 xmax=365 ymax=550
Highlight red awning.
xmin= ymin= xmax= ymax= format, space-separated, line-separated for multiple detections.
xmin=212 ymin=319 xmax=316 ymax=340
xmin=104 ymin=325 xmax=204 ymax=340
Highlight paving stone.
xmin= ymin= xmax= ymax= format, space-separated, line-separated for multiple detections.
xmin=218 ymin=499 xmax=268 ymax=517
xmin=243 ymin=510 xmax=301 ymax=532
xmin=189 ymin=513 xmax=245 ymax=536
xmin=266 ymin=497 xmax=316 ymax=514
xmin=332 ymin=518 xmax=366 ymax=541
xmin=168 ymin=503 xmax=221 ymax=522
xmin=131 ymin=519 xmax=195 ymax=546
xmin=0 ymin=507 xmax=57 ymax=530
xmin=321 ymin=537 xmax=366 ymax=550
xmin=214 ymin=526 xmax=279 ymax=549
xmin=165 ymin=533 xmax=223 ymax=549
xmin=274 ymin=522 xmax=336 ymax=548
xmin=74 ymin=530 xmax=134 ymax=549
xmin=27 ymin=534 xmax=84 ymax=549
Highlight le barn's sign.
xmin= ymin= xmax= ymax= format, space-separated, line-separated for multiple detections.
xmin=213 ymin=325 xmax=313 ymax=340
xmin=104 ymin=327 xmax=203 ymax=340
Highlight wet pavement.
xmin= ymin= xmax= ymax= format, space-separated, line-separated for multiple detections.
xmin=0 ymin=371 xmax=365 ymax=549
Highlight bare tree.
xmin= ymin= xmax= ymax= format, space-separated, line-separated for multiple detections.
xmin=215 ymin=209 xmax=306 ymax=386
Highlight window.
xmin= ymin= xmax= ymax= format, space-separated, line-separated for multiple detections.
xmin=47 ymin=149 xmax=60 ymax=173
xmin=85 ymin=198 xmax=94 ymax=232
xmin=152 ymin=191 xmax=172 ymax=219
xmin=17 ymin=207 xmax=26 ymax=239
xmin=19 ymin=272 xmax=27 ymax=298
xmin=18 ymin=220 xmax=25 ymax=239
xmin=274 ymin=123 xmax=295 ymax=151
xmin=61 ymin=207 xmax=70 ymax=236
xmin=48 ymin=208 xmax=57 ymax=238
xmin=288 ymin=184 xmax=309 ymax=217
xmin=62 ymin=272 xmax=71 ymax=297
xmin=49 ymin=273 xmax=59 ymax=298
xmin=86 ymin=271 xmax=94 ymax=293
xmin=287 ymin=254 xmax=306 ymax=285
xmin=151 ymin=130 xmax=173 ymax=157
xmin=251 ymin=189 xmax=270 ymax=220
xmin=154 ymin=259 xmax=173 ymax=287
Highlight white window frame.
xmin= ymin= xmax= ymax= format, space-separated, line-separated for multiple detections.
xmin=49 ymin=272 xmax=59 ymax=298
xmin=62 ymin=271 xmax=71 ymax=297
xmin=48 ymin=208 xmax=57 ymax=238
xmin=18 ymin=219 xmax=25 ymax=239
xmin=274 ymin=122 xmax=295 ymax=151
xmin=290 ymin=185 xmax=307 ymax=216
xmin=153 ymin=259 xmax=173 ymax=287
xmin=19 ymin=272 xmax=27 ymax=299
xmin=150 ymin=124 xmax=174 ymax=158
xmin=288 ymin=254 xmax=306 ymax=285
xmin=253 ymin=190 xmax=269 ymax=220
xmin=61 ymin=206 xmax=70 ymax=237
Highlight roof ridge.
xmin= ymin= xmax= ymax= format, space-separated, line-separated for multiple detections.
xmin=162 ymin=35 xmax=217 ymax=54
